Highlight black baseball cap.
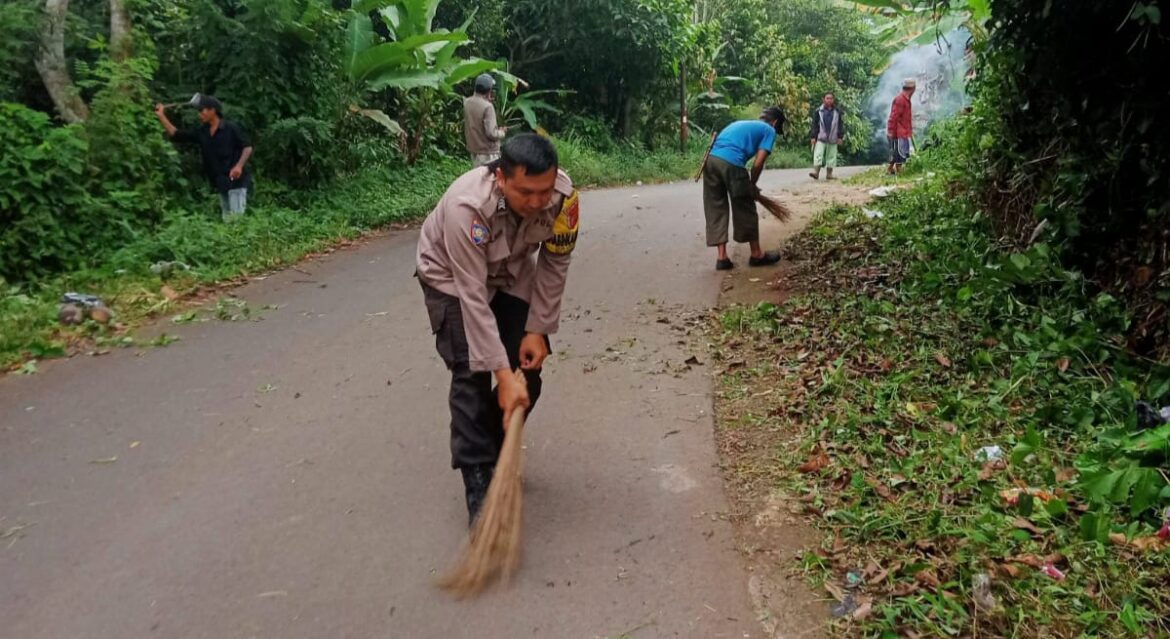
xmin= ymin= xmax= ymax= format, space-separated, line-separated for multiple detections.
xmin=192 ymin=95 xmax=223 ymax=115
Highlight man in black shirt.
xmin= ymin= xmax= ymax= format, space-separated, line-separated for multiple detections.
xmin=155 ymin=95 xmax=254 ymax=220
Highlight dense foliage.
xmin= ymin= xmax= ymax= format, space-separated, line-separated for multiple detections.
xmin=0 ymin=0 xmax=888 ymax=287
xmin=967 ymin=1 xmax=1170 ymax=358
xmin=869 ymin=0 xmax=1170 ymax=354
xmin=710 ymin=1 xmax=1170 ymax=634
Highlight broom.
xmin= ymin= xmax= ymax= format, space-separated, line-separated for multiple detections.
xmin=437 ymin=375 xmax=528 ymax=598
xmin=753 ymin=189 xmax=793 ymax=223
xmin=695 ymin=131 xmax=793 ymax=224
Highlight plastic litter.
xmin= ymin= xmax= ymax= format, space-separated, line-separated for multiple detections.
xmin=828 ymin=569 xmax=866 ymax=618
xmin=1041 ymin=564 xmax=1066 ymax=581
xmin=863 ymin=208 xmax=885 ymax=219
xmin=150 ymin=261 xmax=191 ymax=276
xmin=868 ymin=186 xmax=898 ymax=198
xmin=59 ymin=293 xmax=111 ymax=325
xmin=972 ymin=573 xmax=997 ymax=611
xmin=845 ymin=569 xmax=864 ymax=589
xmin=57 ymin=304 xmax=85 ymax=326
xmin=975 ymin=445 xmax=1004 ymax=462
xmin=61 ymin=292 xmax=104 ymax=308
xmin=830 ymin=592 xmax=860 ymax=618
xmin=1135 ymin=401 xmax=1170 ymax=429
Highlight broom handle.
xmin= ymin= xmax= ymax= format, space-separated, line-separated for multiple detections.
xmin=506 ymin=409 xmax=525 ymax=434
xmin=693 ymin=131 xmax=717 ymax=182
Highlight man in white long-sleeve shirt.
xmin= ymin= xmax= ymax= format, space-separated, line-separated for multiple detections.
xmin=463 ymin=74 xmax=507 ymax=167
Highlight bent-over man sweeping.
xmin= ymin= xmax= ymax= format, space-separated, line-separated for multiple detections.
xmin=700 ymin=106 xmax=786 ymax=271
xmin=416 ymin=134 xmax=579 ymax=527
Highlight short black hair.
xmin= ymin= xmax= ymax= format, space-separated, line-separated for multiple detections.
xmin=761 ymin=106 xmax=786 ymax=134
xmin=195 ymin=95 xmax=223 ymax=116
xmin=489 ymin=134 xmax=558 ymax=177
xmin=824 ymin=92 xmax=835 ymax=99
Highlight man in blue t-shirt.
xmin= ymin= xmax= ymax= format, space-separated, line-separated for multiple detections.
xmin=702 ymin=107 xmax=786 ymax=270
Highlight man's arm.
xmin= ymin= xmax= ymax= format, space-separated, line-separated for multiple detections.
xmin=229 ymin=147 xmax=253 ymax=181
xmin=154 ymin=104 xmax=178 ymax=138
xmin=227 ymin=124 xmax=252 ymax=181
xmin=810 ymin=112 xmax=819 ymax=146
xmin=752 ymin=124 xmax=778 ymax=185
xmin=523 ymin=189 xmax=579 ymax=370
xmin=156 ymin=104 xmax=199 ymax=143
xmin=838 ymin=112 xmax=846 ymax=144
xmin=442 ymin=203 xmax=512 ymax=375
xmin=441 ymin=201 xmax=527 ymax=412
xmin=521 ymin=246 xmax=567 ymax=371
xmin=888 ymin=98 xmax=902 ymax=137
xmin=750 ymin=149 xmax=770 ymax=185
xmin=439 ymin=202 xmax=530 ymax=411
xmin=484 ymin=106 xmax=506 ymax=141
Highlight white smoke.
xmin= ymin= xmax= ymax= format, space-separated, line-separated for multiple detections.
xmin=867 ymin=29 xmax=972 ymax=142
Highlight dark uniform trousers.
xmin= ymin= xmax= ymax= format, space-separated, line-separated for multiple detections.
xmin=420 ymin=281 xmax=545 ymax=469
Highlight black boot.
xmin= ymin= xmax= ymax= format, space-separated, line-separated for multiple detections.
xmin=460 ymin=464 xmax=495 ymax=527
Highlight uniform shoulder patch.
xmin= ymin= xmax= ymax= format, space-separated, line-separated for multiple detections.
xmin=470 ymin=219 xmax=490 ymax=246
xmin=543 ymin=190 xmax=580 ymax=255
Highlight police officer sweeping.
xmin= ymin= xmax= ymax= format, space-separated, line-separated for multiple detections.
xmin=416 ymin=134 xmax=579 ymax=526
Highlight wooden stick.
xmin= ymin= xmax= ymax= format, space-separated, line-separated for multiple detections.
xmin=693 ymin=131 xmax=717 ymax=182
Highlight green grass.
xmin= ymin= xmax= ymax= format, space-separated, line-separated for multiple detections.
xmin=716 ymin=184 xmax=1170 ymax=637
xmin=555 ymin=134 xmax=707 ymax=187
xmin=0 ymin=158 xmax=466 ymax=368
xmin=1 ymin=140 xmax=746 ymax=369
xmin=556 ymin=134 xmax=806 ymax=187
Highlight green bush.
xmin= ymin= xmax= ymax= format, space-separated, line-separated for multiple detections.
xmin=84 ymin=55 xmax=184 ymax=223
xmin=0 ymin=104 xmax=96 ymax=280
xmin=555 ymin=134 xmax=706 ymax=187
xmin=0 ymin=0 xmax=39 ymax=104
xmin=259 ymin=116 xmax=340 ymax=187
xmin=969 ymin=1 xmax=1170 ymax=355
xmin=0 ymin=52 xmax=187 ymax=283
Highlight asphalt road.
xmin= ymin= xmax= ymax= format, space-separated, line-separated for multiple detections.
xmin=0 ymin=167 xmax=862 ymax=639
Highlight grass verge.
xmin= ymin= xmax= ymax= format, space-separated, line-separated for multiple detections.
xmin=713 ymin=181 xmax=1170 ymax=637
xmin=1 ymin=138 xmax=777 ymax=370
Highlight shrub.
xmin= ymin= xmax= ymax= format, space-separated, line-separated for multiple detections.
xmin=0 ymin=104 xmax=96 ymax=281
xmin=258 ymin=116 xmax=340 ymax=187
xmin=969 ymin=1 xmax=1170 ymax=355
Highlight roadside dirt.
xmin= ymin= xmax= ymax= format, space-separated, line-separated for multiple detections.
xmin=719 ymin=178 xmax=877 ymax=308
xmin=709 ymin=177 xmax=877 ymax=639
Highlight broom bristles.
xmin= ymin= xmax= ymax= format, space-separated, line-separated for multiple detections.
xmin=437 ymin=408 xmax=527 ymax=598
xmin=755 ymin=192 xmax=793 ymax=223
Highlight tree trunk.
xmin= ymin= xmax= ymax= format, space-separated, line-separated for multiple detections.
xmin=109 ymin=0 xmax=132 ymax=61
xmin=679 ymin=61 xmax=689 ymax=153
xmin=35 ymin=0 xmax=89 ymax=123
xmin=619 ymin=95 xmax=635 ymax=139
